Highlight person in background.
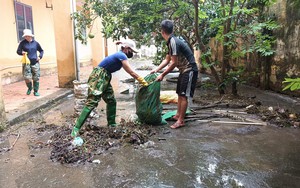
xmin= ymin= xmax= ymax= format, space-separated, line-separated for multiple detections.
xmin=150 ymin=19 xmax=198 ymax=129
xmin=71 ymin=39 xmax=148 ymax=137
xmin=17 ymin=29 xmax=44 ymax=96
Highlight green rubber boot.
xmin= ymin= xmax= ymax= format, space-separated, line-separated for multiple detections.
xmin=71 ymin=106 xmax=92 ymax=137
xmin=71 ymin=127 xmax=80 ymax=138
xmin=107 ymin=102 xmax=117 ymax=127
xmin=26 ymin=82 xmax=32 ymax=95
xmin=33 ymin=81 xmax=40 ymax=96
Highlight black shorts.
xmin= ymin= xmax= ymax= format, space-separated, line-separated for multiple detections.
xmin=176 ymin=70 xmax=198 ymax=97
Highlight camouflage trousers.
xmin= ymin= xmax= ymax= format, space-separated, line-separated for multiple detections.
xmin=22 ymin=63 xmax=40 ymax=82
xmin=86 ymin=68 xmax=116 ymax=124
xmin=74 ymin=67 xmax=117 ymax=128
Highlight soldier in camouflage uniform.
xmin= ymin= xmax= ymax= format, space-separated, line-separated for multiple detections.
xmin=71 ymin=39 xmax=148 ymax=137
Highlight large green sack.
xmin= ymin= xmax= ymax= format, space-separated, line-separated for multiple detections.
xmin=135 ymin=73 xmax=166 ymax=125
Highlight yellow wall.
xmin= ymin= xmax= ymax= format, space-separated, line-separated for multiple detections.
xmin=0 ymin=0 xmax=118 ymax=83
xmin=0 ymin=0 xmax=57 ymax=78
xmin=0 ymin=0 xmax=131 ymax=123
xmin=52 ymin=0 xmax=76 ymax=87
xmin=89 ymin=18 xmax=122 ymax=66
xmin=90 ymin=17 xmax=105 ymax=67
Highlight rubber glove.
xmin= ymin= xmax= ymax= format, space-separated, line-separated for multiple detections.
xmin=136 ymin=77 xmax=149 ymax=87
xmin=21 ymin=52 xmax=30 ymax=64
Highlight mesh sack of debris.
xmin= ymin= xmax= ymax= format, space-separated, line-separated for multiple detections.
xmin=135 ymin=73 xmax=167 ymax=125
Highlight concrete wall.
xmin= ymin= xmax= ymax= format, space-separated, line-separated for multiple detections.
xmin=206 ymin=0 xmax=300 ymax=95
xmin=269 ymin=0 xmax=300 ymax=93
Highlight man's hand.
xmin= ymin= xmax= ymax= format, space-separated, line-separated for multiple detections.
xmin=150 ymin=69 xmax=157 ymax=74
xmin=156 ymin=74 xmax=164 ymax=82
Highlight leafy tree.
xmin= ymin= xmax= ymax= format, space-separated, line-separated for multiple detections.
xmin=197 ymin=0 xmax=279 ymax=94
xmin=72 ymin=0 xmax=279 ymax=95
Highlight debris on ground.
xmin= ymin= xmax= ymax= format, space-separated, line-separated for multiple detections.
xmin=0 ymin=133 xmax=20 ymax=153
xmin=193 ymin=93 xmax=300 ymax=127
xmin=2 ymin=85 xmax=297 ymax=165
xmin=47 ymin=119 xmax=159 ymax=164
xmin=23 ymin=91 xmax=298 ymax=165
xmin=252 ymin=106 xmax=299 ymax=127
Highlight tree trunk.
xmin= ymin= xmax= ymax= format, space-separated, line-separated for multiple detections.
xmin=262 ymin=56 xmax=271 ymax=90
xmin=232 ymin=80 xmax=238 ymax=96
xmin=194 ymin=0 xmax=224 ymax=95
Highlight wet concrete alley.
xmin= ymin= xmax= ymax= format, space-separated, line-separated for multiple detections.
xmin=0 ymin=60 xmax=300 ymax=188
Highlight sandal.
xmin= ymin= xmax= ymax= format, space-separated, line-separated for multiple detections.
xmin=170 ymin=122 xmax=185 ymax=129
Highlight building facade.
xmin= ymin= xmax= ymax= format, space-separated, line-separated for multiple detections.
xmin=0 ymin=0 xmax=117 ymax=124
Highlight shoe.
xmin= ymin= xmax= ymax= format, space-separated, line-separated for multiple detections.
xmin=26 ymin=89 xmax=31 ymax=95
xmin=26 ymin=82 xmax=32 ymax=95
xmin=71 ymin=127 xmax=80 ymax=137
xmin=33 ymin=81 xmax=40 ymax=96
xmin=108 ymin=124 xmax=118 ymax=127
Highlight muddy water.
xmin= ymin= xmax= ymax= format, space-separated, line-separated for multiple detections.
xmin=1 ymin=61 xmax=300 ymax=187
xmin=1 ymin=111 xmax=300 ymax=188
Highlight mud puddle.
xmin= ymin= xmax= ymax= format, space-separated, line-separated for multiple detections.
xmin=1 ymin=61 xmax=300 ymax=187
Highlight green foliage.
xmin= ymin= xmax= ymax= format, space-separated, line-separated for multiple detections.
xmin=72 ymin=0 xmax=165 ymax=45
xmin=282 ymin=78 xmax=300 ymax=91
xmin=295 ymin=0 xmax=300 ymax=8
xmin=201 ymin=49 xmax=220 ymax=69
xmin=201 ymin=81 xmax=217 ymax=89
xmin=212 ymin=4 xmax=279 ymax=58
xmin=73 ymin=0 xmax=279 ymax=55
xmin=153 ymin=41 xmax=168 ymax=66
xmin=72 ymin=0 xmax=280 ymax=94
xmin=0 ymin=121 xmax=6 ymax=132
xmin=206 ymin=0 xmax=279 ymax=93
xmin=223 ymin=67 xmax=246 ymax=86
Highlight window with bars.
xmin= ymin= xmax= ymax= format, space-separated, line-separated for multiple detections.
xmin=14 ymin=1 xmax=34 ymax=42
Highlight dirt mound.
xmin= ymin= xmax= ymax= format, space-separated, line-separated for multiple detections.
xmin=48 ymin=119 xmax=158 ymax=164
xmin=193 ymin=93 xmax=300 ymax=127
xmin=246 ymin=105 xmax=300 ymax=127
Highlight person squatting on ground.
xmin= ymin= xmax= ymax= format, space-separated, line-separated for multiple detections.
xmin=16 ymin=29 xmax=44 ymax=96
xmin=71 ymin=39 xmax=148 ymax=137
xmin=150 ymin=19 xmax=198 ymax=129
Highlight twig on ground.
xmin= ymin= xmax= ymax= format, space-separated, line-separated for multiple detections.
xmin=197 ymin=120 xmax=266 ymax=126
xmin=0 ymin=133 xmax=20 ymax=153
xmin=9 ymin=133 xmax=20 ymax=150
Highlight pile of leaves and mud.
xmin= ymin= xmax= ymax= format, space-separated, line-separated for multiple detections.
xmin=245 ymin=105 xmax=299 ymax=127
xmin=47 ymin=119 xmax=160 ymax=165
xmin=193 ymin=92 xmax=300 ymax=128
